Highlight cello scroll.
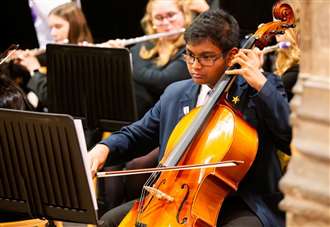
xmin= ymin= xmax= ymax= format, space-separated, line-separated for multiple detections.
xmin=253 ymin=2 xmax=295 ymax=49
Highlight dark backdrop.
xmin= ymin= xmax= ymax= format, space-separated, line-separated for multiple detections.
xmin=81 ymin=0 xmax=148 ymax=43
xmin=219 ymin=0 xmax=277 ymax=39
xmin=0 ymin=0 xmax=39 ymax=52
xmin=1 ymin=0 xmax=276 ymax=52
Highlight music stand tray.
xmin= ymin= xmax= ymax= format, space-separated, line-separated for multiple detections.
xmin=47 ymin=44 xmax=138 ymax=131
xmin=0 ymin=108 xmax=98 ymax=224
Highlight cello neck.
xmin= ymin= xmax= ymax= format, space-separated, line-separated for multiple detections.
xmin=163 ymin=73 xmax=235 ymax=166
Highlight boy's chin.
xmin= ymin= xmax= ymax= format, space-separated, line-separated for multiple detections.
xmin=191 ymin=77 xmax=205 ymax=85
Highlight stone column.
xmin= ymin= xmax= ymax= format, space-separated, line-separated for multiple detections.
xmin=279 ymin=0 xmax=330 ymax=227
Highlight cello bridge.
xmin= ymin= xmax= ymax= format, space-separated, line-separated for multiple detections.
xmin=143 ymin=186 xmax=174 ymax=202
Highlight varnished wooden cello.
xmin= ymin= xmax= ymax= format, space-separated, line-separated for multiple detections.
xmin=114 ymin=2 xmax=295 ymax=226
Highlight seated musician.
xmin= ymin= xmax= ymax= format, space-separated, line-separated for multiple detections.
xmin=89 ymin=8 xmax=292 ymax=227
xmin=105 ymin=0 xmax=209 ymax=118
xmin=0 ymin=75 xmax=31 ymax=110
xmin=13 ymin=2 xmax=93 ymax=111
xmin=274 ymin=25 xmax=300 ymax=103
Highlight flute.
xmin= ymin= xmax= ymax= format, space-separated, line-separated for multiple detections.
xmin=262 ymin=41 xmax=291 ymax=54
xmin=0 ymin=44 xmax=20 ymax=65
xmin=1 ymin=39 xmax=70 ymax=63
xmin=123 ymin=28 xmax=185 ymax=46
xmin=21 ymin=39 xmax=69 ymax=57
xmin=98 ymin=28 xmax=185 ymax=47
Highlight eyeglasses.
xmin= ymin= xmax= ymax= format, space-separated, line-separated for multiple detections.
xmin=183 ymin=53 xmax=223 ymax=66
xmin=153 ymin=11 xmax=180 ymax=25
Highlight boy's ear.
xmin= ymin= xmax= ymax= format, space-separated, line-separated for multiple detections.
xmin=226 ymin=47 xmax=239 ymax=67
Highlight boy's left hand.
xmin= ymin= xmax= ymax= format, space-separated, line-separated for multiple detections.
xmin=225 ymin=48 xmax=266 ymax=92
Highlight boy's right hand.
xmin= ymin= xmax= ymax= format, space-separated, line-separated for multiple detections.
xmin=88 ymin=144 xmax=110 ymax=177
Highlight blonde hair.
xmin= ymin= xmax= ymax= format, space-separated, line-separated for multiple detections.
xmin=139 ymin=0 xmax=193 ymax=67
xmin=275 ymin=0 xmax=301 ymax=76
xmin=275 ymin=28 xmax=300 ymax=75
xmin=49 ymin=2 xmax=93 ymax=44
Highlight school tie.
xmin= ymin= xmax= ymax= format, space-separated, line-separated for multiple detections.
xmin=204 ymin=89 xmax=213 ymax=105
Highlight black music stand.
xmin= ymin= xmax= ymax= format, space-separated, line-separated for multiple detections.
xmin=47 ymin=44 xmax=138 ymax=131
xmin=0 ymin=108 xmax=99 ymax=224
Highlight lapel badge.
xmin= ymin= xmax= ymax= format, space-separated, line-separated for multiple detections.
xmin=183 ymin=106 xmax=190 ymax=115
xmin=232 ymin=96 xmax=240 ymax=105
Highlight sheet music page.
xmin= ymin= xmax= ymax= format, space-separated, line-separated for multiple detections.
xmin=74 ymin=119 xmax=98 ymax=210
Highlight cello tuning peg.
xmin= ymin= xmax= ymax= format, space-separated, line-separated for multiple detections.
xmin=272 ymin=30 xmax=285 ymax=35
xmin=281 ymin=23 xmax=295 ymax=29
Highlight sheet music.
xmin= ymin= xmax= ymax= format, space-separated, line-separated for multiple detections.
xmin=74 ymin=119 xmax=98 ymax=210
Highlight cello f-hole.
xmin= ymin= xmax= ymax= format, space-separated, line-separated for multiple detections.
xmin=176 ymin=183 xmax=190 ymax=224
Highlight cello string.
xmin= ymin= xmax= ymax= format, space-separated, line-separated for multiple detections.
xmin=136 ymin=172 xmax=156 ymax=224
xmin=138 ymin=172 xmax=159 ymax=214
xmin=136 ymin=169 xmax=161 ymax=224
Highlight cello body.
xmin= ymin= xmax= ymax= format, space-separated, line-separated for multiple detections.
xmin=119 ymin=101 xmax=258 ymax=226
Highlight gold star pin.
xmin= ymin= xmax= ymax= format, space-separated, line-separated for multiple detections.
xmin=232 ymin=96 xmax=240 ymax=104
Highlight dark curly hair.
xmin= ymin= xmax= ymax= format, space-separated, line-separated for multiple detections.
xmin=0 ymin=75 xmax=30 ymax=110
xmin=184 ymin=9 xmax=240 ymax=54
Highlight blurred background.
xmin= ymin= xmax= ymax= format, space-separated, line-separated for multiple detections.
xmin=0 ymin=0 xmax=276 ymax=52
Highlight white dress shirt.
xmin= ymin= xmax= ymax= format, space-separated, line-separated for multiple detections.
xmin=196 ymin=84 xmax=212 ymax=107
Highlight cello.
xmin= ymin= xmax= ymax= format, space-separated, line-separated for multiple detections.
xmin=117 ymin=2 xmax=295 ymax=226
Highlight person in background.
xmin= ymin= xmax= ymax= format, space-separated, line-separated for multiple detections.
xmin=274 ymin=22 xmax=300 ymax=102
xmin=272 ymin=26 xmax=299 ymax=173
xmin=271 ymin=0 xmax=301 ymax=173
xmin=89 ymin=9 xmax=291 ymax=227
xmin=0 ymin=60 xmax=31 ymax=94
xmin=105 ymin=0 xmax=209 ymax=118
xmin=13 ymin=2 xmax=93 ymax=111
xmin=260 ymin=0 xmax=300 ymax=103
xmin=0 ymin=75 xmax=31 ymax=110
xmin=47 ymin=1 xmax=93 ymax=44
xmin=29 ymin=0 xmax=71 ymax=48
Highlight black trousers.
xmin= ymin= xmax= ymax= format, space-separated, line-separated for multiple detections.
xmin=100 ymin=200 xmax=134 ymax=227
xmin=100 ymin=197 xmax=262 ymax=227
